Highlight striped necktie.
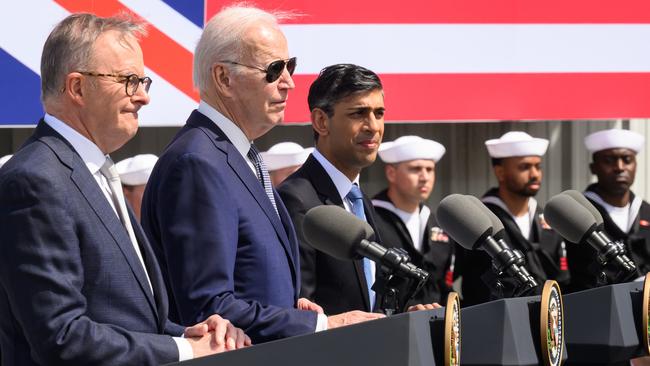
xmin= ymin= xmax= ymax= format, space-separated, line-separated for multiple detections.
xmin=247 ymin=144 xmax=278 ymax=215
xmin=346 ymin=184 xmax=376 ymax=311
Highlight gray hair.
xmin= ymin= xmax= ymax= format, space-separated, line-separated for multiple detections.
xmin=193 ymin=4 xmax=294 ymax=94
xmin=40 ymin=13 xmax=146 ymax=103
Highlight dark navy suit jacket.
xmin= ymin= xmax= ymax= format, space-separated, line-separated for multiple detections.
xmin=0 ymin=121 xmax=184 ymax=366
xmin=141 ymin=110 xmax=316 ymax=344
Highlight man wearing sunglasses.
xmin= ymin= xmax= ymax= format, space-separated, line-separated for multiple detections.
xmin=142 ymin=5 xmax=382 ymax=345
xmin=0 ymin=13 xmax=249 ymax=366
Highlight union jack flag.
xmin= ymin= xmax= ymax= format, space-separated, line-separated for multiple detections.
xmin=1 ymin=0 xmax=650 ymax=126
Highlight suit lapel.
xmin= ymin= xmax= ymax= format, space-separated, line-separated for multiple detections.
xmin=186 ymin=112 xmax=298 ymax=278
xmin=36 ymin=122 xmax=159 ymax=320
xmin=303 ymin=156 xmax=371 ymax=311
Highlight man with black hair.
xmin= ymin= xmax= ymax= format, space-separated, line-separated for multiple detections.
xmin=567 ymin=128 xmax=650 ymax=292
xmin=456 ymin=131 xmax=569 ymax=305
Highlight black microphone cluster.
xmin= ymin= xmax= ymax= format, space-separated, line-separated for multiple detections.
xmin=543 ymin=190 xmax=636 ymax=281
xmin=436 ymin=194 xmax=539 ymax=293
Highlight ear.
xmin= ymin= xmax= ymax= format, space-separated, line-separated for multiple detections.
xmin=494 ymin=165 xmax=505 ymax=184
xmin=385 ymin=164 xmax=397 ymax=183
xmin=211 ymin=63 xmax=233 ymax=97
xmin=311 ymin=108 xmax=330 ymax=139
xmin=64 ymin=72 xmax=85 ymax=106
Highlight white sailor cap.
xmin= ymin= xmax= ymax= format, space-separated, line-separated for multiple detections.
xmin=378 ymin=135 xmax=446 ymax=163
xmin=584 ymin=128 xmax=645 ymax=154
xmin=485 ymin=131 xmax=549 ymax=158
xmin=0 ymin=154 xmax=12 ymax=168
xmin=115 ymin=154 xmax=158 ymax=186
xmin=261 ymin=142 xmax=313 ymax=171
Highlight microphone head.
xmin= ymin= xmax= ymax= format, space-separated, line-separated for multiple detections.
xmin=561 ymin=189 xmax=604 ymax=227
xmin=436 ymin=194 xmax=493 ymax=250
xmin=303 ymin=205 xmax=375 ymax=260
xmin=464 ymin=195 xmax=506 ymax=238
xmin=544 ymin=194 xmax=597 ymax=243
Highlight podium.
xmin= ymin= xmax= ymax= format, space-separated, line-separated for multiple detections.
xmin=460 ymin=281 xmax=568 ymax=366
xmin=166 ymin=298 xmax=460 ymax=366
xmin=563 ymin=279 xmax=650 ymax=364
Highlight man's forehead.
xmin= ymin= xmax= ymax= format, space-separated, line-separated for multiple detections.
xmin=594 ymin=148 xmax=636 ymax=158
xmin=337 ymin=89 xmax=384 ymax=108
xmin=503 ymin=155 xmax=542 ymax=165
xmin=241 ymin=22 xmax=287 ymax=60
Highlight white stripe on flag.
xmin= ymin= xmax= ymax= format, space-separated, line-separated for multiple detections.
xmin=140 ymin=66 xmax=197 ymax=126
xmin=282 ymin=24 xmax=650 ymax=74
xmin=0 ymin=0 xmax=69 ymax=73
xmin=118 ymin=0 xmax=203 ymax=53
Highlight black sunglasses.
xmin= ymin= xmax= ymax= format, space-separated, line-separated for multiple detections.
xmin=220 ymin=57 xmax=297 ymax=83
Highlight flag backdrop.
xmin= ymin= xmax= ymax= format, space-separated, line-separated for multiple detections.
xmin=1 ymin=0 xmax=649 ymax=126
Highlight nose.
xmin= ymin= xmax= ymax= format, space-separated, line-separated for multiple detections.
xmin=365 ymin=113 xmax=382 ymax=133
xmin=614 ymin=158 xmax=625 ymax=171
xmin=278 ymin=68 xmax=295 ymax=90
xmin=131 ymin=84 xmax=150 ymax=106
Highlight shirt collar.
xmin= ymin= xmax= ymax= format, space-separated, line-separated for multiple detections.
xmin=312 ymin=148 xmax=360 ymax=201
xmin=43 ymin=113 xmax=106 ymax=175
xmin=197 ymin=100 xmax=251 ymax=158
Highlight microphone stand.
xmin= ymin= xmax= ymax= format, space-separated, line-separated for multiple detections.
xmin=591 ymin=239 xmax=637 ymax=285
xmin=371 ymin=248 xmax=429 ymax=316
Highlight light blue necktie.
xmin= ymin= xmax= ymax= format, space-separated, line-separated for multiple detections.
xmin=346 ymin=184 xmax=375 ymax=311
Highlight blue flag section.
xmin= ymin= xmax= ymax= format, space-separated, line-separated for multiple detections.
xmin=0 ymin=49 xmax=43 ymax=125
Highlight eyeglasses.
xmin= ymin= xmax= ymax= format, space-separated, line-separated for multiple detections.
xmin=220 ymin=57 xmax=297 ymax=83
xmin=78 ymin=71 xmax=152 ymax=96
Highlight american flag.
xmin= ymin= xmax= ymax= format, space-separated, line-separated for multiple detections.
xmin=1 ymin=0 xmax=649 ymax=126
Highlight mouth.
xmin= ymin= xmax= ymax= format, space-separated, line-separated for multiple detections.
xmin=356 ymin=138 xmax=379 ymax=150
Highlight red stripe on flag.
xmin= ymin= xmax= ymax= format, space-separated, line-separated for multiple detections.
xmin=283 ymin=73 xmax=650 ymax=123
xmin=54 ymin=0 xmax=199 ymax=102
xmin=207 ymin=0 xmax=650 ymax=24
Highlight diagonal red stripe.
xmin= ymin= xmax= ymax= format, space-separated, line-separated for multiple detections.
xmin=54 ymin=0 xmax=199 ymax=102
xmin=284 ymin=73 xmax=650 ymax=123
xmin=207 ymin=0 xmax=650 ymax=24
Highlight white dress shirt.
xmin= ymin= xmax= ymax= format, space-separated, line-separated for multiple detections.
xmin=43 ymin=114 xmax=193 ymax=361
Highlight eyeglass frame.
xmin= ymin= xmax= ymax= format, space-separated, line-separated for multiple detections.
xmin=219 ymin=57 xmax=297 ymax=83
xmin=77 ymin=71 xmax=152 ymax=96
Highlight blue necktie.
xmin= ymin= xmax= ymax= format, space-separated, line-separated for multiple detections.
xmin=247 ymin=144 xmax=278 ymax=215
xmin=346 ymin=184 xmax=375 ymax=311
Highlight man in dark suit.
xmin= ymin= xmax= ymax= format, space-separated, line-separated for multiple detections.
xmin=142 ymin=7 xmax=382 ymax=344
xmin=371 ymin=135 xmax=455 ymax=305
xmin=456 ymin=132 xmax=569 ymax=305
xmin=568 ymin=128 xmax=650 ymax=292
xmin=280 ymin=64 xmax=409 ymax=314
xmin=0 ymin=13 xmax=247 ymax=366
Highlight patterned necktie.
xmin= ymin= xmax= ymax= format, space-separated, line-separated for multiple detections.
xmin=346 ymin=184 xmax=376 ymax=311
xmin=247 ymin=144 xmax=278 ymax=215
xmin=99 ymin=156 xmax=153 ymax=294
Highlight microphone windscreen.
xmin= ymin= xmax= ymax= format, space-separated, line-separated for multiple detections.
xmin=561 ymin=189 xmax=604 ymax=226
xmin=465 ymin=195 xmax=505 ymax=236
xmin=544 ymin=194 xmax=597 ymax=243
xmin=303 ymin=205 xmax=375 ymax=260
xmin=436 ymin=194 xmax=492 ymax=250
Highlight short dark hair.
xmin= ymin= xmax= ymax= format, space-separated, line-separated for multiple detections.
xmin=491 ymin=158 xmax=502 ymax=166
xmin=308 ymin=64 xmax=382 ymax=140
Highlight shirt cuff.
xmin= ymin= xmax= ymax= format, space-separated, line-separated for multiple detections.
xmin=315 ymin=313 xmax=328 ymax=332
xmin=173 ymin=337 xmax=194 ymax=361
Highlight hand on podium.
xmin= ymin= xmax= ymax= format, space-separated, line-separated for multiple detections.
xmin=327 ymin=311 xmax=385 ymax=329
xmin=185 ymin=314 xmax=251 ymax=357
xmin=407 ymin=303 xmax=442 ymax=312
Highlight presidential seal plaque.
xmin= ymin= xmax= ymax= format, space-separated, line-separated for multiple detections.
xmin=540 ymin=280 xmax=564 ymax=366
xmin=445 ymin=292 xmax=461 ymax=366
xmin=643 ymin=272 xmax=650 ymax=355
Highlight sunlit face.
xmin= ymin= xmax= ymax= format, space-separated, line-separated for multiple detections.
xmin=495 ymin=156 xmax=543 ymax=197
xmin=79 ymin=30 xmax=149 ymax=153
xmin=228 ymin=22 xmax=294 ymax=139
xmin=386 ymin=159 xmax=436 ymax=205
xmin=316 ymin=89 xmax=385 ymax=178
xmin=590 ymin=148 xmax=637 ymax=196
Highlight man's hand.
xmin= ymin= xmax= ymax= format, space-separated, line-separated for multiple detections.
xmin=296 ymin=297 xmax=324 ymax=314
xmin=185 ymin=314 xmax=251 ymax=357
xmin=327 ymin=310 xmax=385 ymax=329
xmin=407 ymin=303 xmax=442 ymax=312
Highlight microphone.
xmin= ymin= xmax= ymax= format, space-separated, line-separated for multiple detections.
xmin=302 ymin=205 xmax=429 ymax=283
xmin=464 ymin=195 xmax=538 ymax=288
xmin=436 ymin=194 xmax=538 ymax=291
xmin=544 ymin=193 xmax=636 ymax=277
